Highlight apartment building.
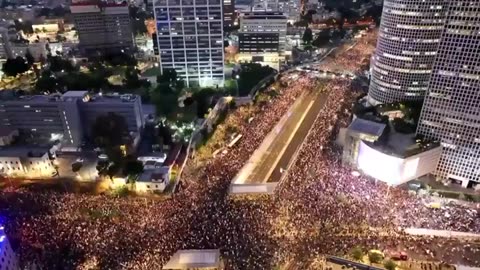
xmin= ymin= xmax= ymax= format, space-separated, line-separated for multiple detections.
xmin=71 ymin=0 xmax=134 ymax=55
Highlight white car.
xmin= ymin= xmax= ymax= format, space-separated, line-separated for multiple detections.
xmin=98 ymin=154 xmax=108 ymax=160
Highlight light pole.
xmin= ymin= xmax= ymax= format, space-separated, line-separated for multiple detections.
xmin=235 ymin=74 xmax=240 ymax=97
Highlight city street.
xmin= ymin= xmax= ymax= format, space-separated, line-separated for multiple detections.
xmin=236 ymin=84 xmax=329 ymax=184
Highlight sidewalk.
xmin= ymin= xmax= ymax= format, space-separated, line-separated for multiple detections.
xmin=404 ymin=228 xmax=480 ymax=239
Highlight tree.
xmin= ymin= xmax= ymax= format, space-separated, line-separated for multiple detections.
xmin=312 ymin=29 xmax=331 ymax=47
xmin=72 ymin=162 xmax=82 ymax=173
xmin=104 ymin=52 xmax=137 ymax=66
xmin=48 ymin=55 xmax=76 ymax=72
xmin=193 ymin=88 xmax=216 ymax=118
xmin=302 ymin=27 xmax=313 ymax=44
xmin=92 ymin=112 xmax=129 ymax=148
xmin=25 ymin=50 xmax=35 ymax=67
xmin=123 ymin=158 xmax=144 ymax=176
xmin=151 ymin=89 xmax=178 ymax=118
xmin=351 ymin=247 xmax=363 ymax=261
xmin=383 ymin=259 xmax=397 ymax=270
xmin=237 ymin=63 xmax=274 ymax=96
xmin=368 ymin=251 xmax=383 ymax=264
xmin=35 ymin=70 xmax=59 ymax=93
xmin=157 ymin=68 xmax=183 ymax=91
xmin=124 ymin=66 xmax=142 ymax=89
xmin=2 ymin=56 xmax=30 ymax=77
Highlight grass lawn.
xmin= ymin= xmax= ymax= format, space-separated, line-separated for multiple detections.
xmin=142 ymin=67 xmax=162 ymax=77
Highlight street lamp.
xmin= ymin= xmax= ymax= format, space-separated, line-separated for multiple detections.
xmin=235 ymin=74 xmax=240 ymax=97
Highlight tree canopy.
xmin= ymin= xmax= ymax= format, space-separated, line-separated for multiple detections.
xmin=2 ymin=56 xmax=30 ymax=77
xmin=302 ymin=27 xmax=313 ymax=44
xmin=123 ymin=157 xmax=144 ymax=176
xmin=236 ymin=63 xmax=275 ymax=96
xmin=151 ymin=69 xmax=185 ymax=118
xmin=92 ymin=112 xmax=129 ymax=148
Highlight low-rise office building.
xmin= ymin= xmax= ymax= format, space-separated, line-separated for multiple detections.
xmin=0 ymin=146 xmax=56 ymax=178
xmin=135 ymin=167 xmax=170 ymax=193
xmin=238 ymin=12 xmax=287 ymax=69
xmin=342 ymin=117 xmax=441 ymax=186
xmin=0 ymin=91 xmax=144 ymax=150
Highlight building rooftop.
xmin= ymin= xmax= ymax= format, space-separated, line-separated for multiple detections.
xmin=241 ymin=11 xmax=287 ymax=19
xmin=0 ymin=92 xmax=139 ymax=104
xmin=229 ymin=183 xmax=278 ymax=194
xmin=348 ymin=118 xmax=385 ymax=141
xmin=137 ymin=167 xmax=170 ymax=183
xmin=87 ymin=93 xmax=139 ymax=103
xmin=0 ymin=146 xmax=50 ymax=158
xmin=61 ymin=90 xmax=88 ymax=100
xmin=0 ymin=127 xmax=16 ymax=137
xmin=163 ymin=249 xmax=221 ymax=269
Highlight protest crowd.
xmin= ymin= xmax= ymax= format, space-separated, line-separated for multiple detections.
xmin=1 ymin=30 xmax=479 ymax=270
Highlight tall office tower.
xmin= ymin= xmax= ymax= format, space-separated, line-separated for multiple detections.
xmin=417 ymin=1 xmax=480 ymax=188
xmin=223 ymin=0 xmax=236 ymax=28
xmin=153 ymin=0 xmax=225 ymax=87
xmin=367 ymin=0 xmax=448 ymax=105
xmin=71 ymin=0 xmax=134 ymax=55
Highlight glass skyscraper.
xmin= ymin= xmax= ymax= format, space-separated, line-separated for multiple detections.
xmin=417 ymin=0 xmax=480 ymax=187
xmin=153 ymin=0 xmax=225 ymax=87
xmin=367 ymin=0 xmax=448 ymax=105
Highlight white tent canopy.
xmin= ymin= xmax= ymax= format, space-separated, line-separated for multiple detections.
xmin=163 ymin=249 xmax=221 ymax=269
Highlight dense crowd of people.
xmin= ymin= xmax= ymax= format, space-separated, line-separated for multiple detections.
xmin=1 ymin=30 xmax=479 ymax=269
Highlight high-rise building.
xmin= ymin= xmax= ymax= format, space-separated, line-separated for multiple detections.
xmin=223 ymin=0 xmax=236 ymax=28
xmin=0 ymin=224 xmax=19 ymax=270
xmin=0 ymin=91 xmax=144 ymax=149
xmin=417 ymin=1 xmax=480 ymax=188
xmin=70 ymin=0 xmax=134 ymax=55
xmin=153 ymin=0 xmax=225 ymax=87
xmin=367 ymin=0 xmax=448 ymax=105
xmin=237 ymin=11 xmax=287 ymax=69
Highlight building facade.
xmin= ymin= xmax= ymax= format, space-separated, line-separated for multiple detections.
xmin=0 ymin=225 xmax=18 ymax=270
xmin=367 ymin=0 xmax=449 ymax=105
xmin=0 ymin=147 xmax=56 ymax=178
xmin=223 ymin=0 xmax=236 ymax=28
xmin=0 ymin=91 xmax=144 ymax=149
xmin=237 ymin=12 xmax=287 ymax=69
xmin=417 ymin=0 xmax=480 ymax=188
xmin=153 ymin=0 xmax=225 ymax=87
xmin=0 ymin=28 xmax=12 ymax=61
xmin=71 ymin=0 xmax=134 ymax=55
xmin=251 ymin=0 xmax=300 ymax=22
